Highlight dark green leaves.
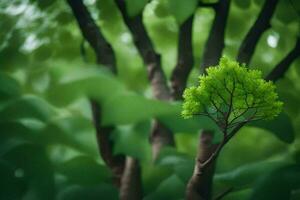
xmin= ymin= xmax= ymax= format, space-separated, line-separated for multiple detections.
xmin=58 ymin=156 xmax=112 ymax=186
xmin=57 ymin=184 xmax=118 ymax=200
xmin=215 ymin=161 xmax=286 ymax=189
xmin=250 ymin=165 xmax=300 ymax=200
xmin=248 ymin=113 xmax=295 ymax=143
xmin=0 ymin=95 xmax=55 ymax=122
xmin=0 ymin=73 xmax=21 ymax=102
xmin=0 ymin=159 xmax=27 ymax=200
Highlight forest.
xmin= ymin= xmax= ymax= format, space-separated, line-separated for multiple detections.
xmin=0 ymin=0 xmax=300 ymax=199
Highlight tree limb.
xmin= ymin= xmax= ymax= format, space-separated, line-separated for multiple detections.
xmin=266 ymin=37 xmax=300 ymax=82
xmin=171 ymin=15 xmax=194 ymax=100
xmin=115 ymin=0 xmax=171 ymax=100
xmin=67 ymin=0 xmax=124 ymax=186
xmin=120 ymin=157 xmax=143 ymax=200
xmin=115 ymin=0 xmax=174 ymax=162
xmin=200 ymin=0 xmax=231 ymax=72
xmin=186 ymin=131 xmax=218 ymax=200
xmin=237 ymin=0 xmax=279 ymax=65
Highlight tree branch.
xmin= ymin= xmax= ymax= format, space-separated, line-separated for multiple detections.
xmin=115 ymin=0 xmax=174 ymax=161
xmin=67 ymin=0 xmax=124 ymax=186
xmin=170 ymin=15 xmax=194 ymax=100
xmin=266 ymin=37 xmax=300 ymax=81
xmin=200 ymin=0 xmax=231 ymax=72
xmin=119 ymin=157 xmax=143 ymax=200
xmin=115 ymin=0 xmax=171 ymax=100
xmin=236 ymin=0 xmax=279 ymax=65
xmin=186 ymin=131 xmax=219 ymax=200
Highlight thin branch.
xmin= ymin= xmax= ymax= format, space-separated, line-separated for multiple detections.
xmin=266 ymin=37 xmax=300 ymax=81
xmin=115 ymin=0 xmax=171 ymax=100
xmin=237 ymin=0 xmax=279 ymax=65
xmin=119 ymin=157 xmax=143 ymax=200
xmin=170 ymin=15 xmax=194 ymax=100
xmin=67 ymin=0 xmax=124 ymax=186
xmin=200 ymin=0 xmax=231 ymax=71
xmin=115 ymin=1 xmax=174 ymax=163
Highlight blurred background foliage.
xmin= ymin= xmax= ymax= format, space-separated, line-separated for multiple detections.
xmin=0 ymin=0 xmax=300 ymax=199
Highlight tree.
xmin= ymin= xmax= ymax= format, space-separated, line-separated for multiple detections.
xmin=183 ymin=57 xmax=283 ymax=199
xmin=1 ymin=0 xmax=300 ymax=200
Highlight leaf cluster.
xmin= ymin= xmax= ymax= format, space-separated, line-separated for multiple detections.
xmin=182 ymin=57 xmax=283 ymax=132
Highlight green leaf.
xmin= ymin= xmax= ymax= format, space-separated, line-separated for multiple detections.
xmin=57 ymin=156 xmax=112 ymax=186
xmin=166 ymin=0 xmax=197 ymax=24
xmin=0 ymin=159 xmax=27 ymax=200
xmin=57 ymin=184 xmax=118 ymax=200
xmin=248 ymin=113 xmax=295 ymax=143
xmin=234 ymin=0 xmax=251 ymax=9
xmin=250 ymin=165 xmax=300 ymax=200
xmin=0 ymin=117 xmax=96 ymax=156
xmin=215 ymin=161 xmax=287 ymax=189
xmin=113 ymin=121 xmax=151 ymax=161
xmin=2 ymin=143 xmax=55 ymax=200
xmin=47 ymin=67 xmax=125 ymax=107
xmin=41 ymin=116 xmax=98 ymax=155
xmin=158 ymin=104 xmax=219 ymax=133
xmin=0 ymin=72 xmax=21 ymax=103
xmin=0 ymin=95 xmax=56 ymax=122
xmin=126 ymin=0 xmax=148 ymax=17
xmin=142 ymin=165 xmax=173 ymax=195
xmin=155 ymin=147 xmax=194 ymax=183
xmin=144 ymin=175 xmax=185 ymax=200
xmin=102 ymin=93 xmax=178 ymax=125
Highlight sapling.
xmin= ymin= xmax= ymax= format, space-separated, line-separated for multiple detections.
xmin=182 ymin=57 xmax=283 ymax=200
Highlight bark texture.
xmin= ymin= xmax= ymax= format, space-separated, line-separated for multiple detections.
xmin=115 ymin=0 xmax=174 ymax=161
xmin=266 ymin=37 xmax=300 ymax=82
xmin=186 ymin=131 xmax=218 ymax=200
xmin=200 ymin=0 xmax=231 ymax=71
xmin=171 ymin=15 xmax=194 ymax=100
xmin=90 ymin=101 xmax=125 ymax=186
xmin=237 ymin=0 xmax=279 ymax=65
xmin=119 ymin=157 xmax=143 ymax=200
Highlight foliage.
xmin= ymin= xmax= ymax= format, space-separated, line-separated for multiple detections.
xmin=0 ymin=0 xmax=300 ymax=200
xmin=182 ymin=57 xmax=283 ymax=132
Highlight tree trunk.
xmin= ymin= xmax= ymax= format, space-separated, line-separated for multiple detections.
xmin=186 ymin=131 xmax=218 ymax=200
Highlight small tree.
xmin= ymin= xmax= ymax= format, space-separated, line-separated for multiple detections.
xmin=182 ymin=57 xmax=283 ymax=199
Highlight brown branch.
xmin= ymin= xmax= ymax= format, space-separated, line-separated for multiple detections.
xmin=185 ymin=131 xmax=217 ymax=200
xmin=187 ymin=116 xmax=246 ymax=200
xmin=90 ymin=101 xmax=125 ymax=186
xmin=265 ymin=37 xmax=300 ymax=81
xmin=170 ymin=15 xmax=194 ymax=100
xmin=115 ymin=0 xmax=171 ymax=100
xmin=200 ymin=0 xmax=231 ymax=72
xmin=186 ymin=131 xmax=219 ymax=200
xmin=115 ymin=0 xmax=174 ymax=161
xmin=119 ymin=157 xmax=143 ymax=200
xmin=67 ymin=0 xmax=124 ymax=186
xmin=236 ymin=0 xmax=279 ymax=65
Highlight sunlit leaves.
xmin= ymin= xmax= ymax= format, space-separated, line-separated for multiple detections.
xmin=182 ymin=57 xmax=283 ymax=131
